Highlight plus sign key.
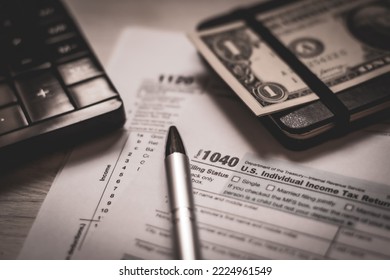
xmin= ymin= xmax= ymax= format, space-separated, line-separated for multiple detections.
xmin=14 ymin=70 xmax=74 ymax=122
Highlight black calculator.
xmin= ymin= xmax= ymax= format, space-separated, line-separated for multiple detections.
xmin=0 ymin=0 xmax=126 ymax=160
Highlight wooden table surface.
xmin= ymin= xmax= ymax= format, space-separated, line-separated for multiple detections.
xmin=0 ymin=0 xmax=257 ymax=260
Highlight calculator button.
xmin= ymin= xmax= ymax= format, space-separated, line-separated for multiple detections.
xmin=58 ymin=58 xmax=102 ymax=85
xmin=0 ymin=15 xmax=16 ymax=35
xmin=50 ymin=37 xmax=88 ymax=61
xmin=0 ymin=3 xmax=19 ymax=33
xmin=69 ymin=78 xmax=117 ymax=108
xmin=5 ymin=33 xmax=29 ymax=53
xmin=33 ymin=1 xmax=66 ymax=23
xmin=0 ymin=105 xmax=28 ymax=135
xmin=41 ymin=20 xmax=76 ymax=42
xmin=14 ymin=70 xmax=74 ymax=122
xmin=0 ymin=83 xmax=17 ymax=106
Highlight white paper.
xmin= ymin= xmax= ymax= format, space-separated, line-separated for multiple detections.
xmin=19 ymin=28 xmax=390 ymax=260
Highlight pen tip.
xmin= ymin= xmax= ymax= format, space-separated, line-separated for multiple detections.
xmin=166 ymin=126 xmax=186 ymax=156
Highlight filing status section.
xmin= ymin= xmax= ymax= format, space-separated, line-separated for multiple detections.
xmin=190 ymin=150 xmax=390 ymax=259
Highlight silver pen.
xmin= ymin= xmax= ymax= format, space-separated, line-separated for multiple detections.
xmin=165 ymin=126 xmax=201 ymax=260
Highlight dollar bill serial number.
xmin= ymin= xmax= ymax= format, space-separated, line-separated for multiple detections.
xmin=212 ymin=266 xmax=272 ymax=276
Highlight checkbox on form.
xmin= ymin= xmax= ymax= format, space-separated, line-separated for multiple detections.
xmin=231 ymin=176 xmax=241 ymax=182
xmin=345 ymin=204 xmax=354 ymax=211
xmin=266 ymin=184 xmax=275 ymax=191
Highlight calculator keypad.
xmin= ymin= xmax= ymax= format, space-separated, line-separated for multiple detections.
xmin=0 ymin=0 xmax=124 ymax=150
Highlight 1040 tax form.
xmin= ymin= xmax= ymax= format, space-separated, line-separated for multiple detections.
xmin=19 ymin=28 xmax=390 ymax=260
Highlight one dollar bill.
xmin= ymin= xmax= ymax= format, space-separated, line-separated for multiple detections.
xmin=189 ymin=0 xmax=390 ymax=116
